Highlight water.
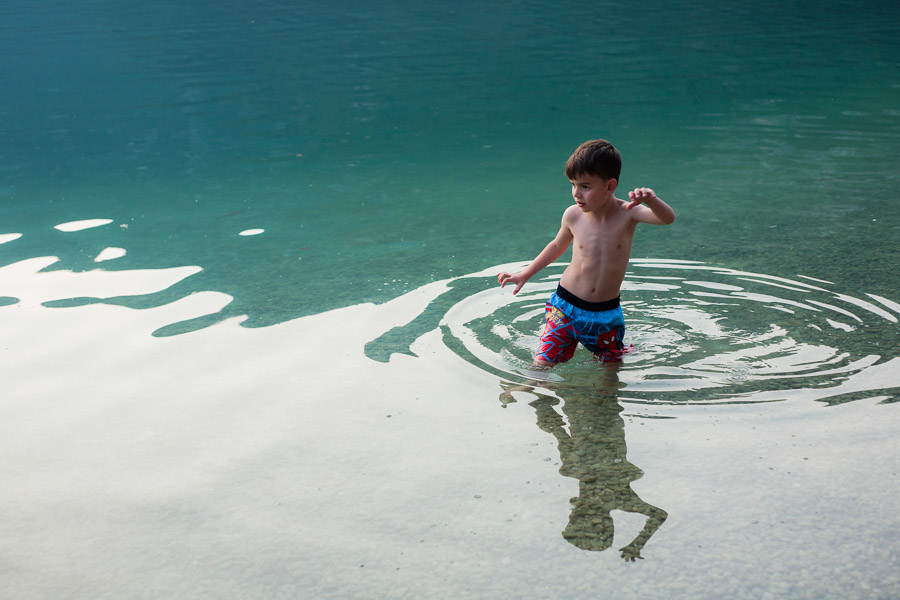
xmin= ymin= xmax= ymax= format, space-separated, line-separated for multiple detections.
xmin=1 ymin=1 xmax=899 ymax=598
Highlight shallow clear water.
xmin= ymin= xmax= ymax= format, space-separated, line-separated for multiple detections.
xmin=1 ymin=1 xmax=899 ymax=598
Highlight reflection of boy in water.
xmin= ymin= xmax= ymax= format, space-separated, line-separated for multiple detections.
xmin=501 ymin=376 xmax=667 ymax=561
xmin=497 ymin=139 xmax=674 ymax=366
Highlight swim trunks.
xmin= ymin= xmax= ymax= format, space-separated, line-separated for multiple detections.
xmin=536 ymin=285 xmax=627 ymax=363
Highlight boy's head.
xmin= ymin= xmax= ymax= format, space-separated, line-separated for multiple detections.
xmin=563 ymin=499 xmax=614 ymax=551
xmin=565 ymin=139 xmax=621 ymax=183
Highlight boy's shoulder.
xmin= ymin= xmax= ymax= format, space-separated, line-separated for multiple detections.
xmin=561 ymin=198 xmax=632 ymax=223
xmin=561 ymin=204 xmax=584 ymax=227
xmin=562 ymin=204 xmax=581 ymax=218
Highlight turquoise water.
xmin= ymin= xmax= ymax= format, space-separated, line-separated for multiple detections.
xmin=3 ymin=0 xmax=898 ymax=325
xmin=2 ymin=1 xmax=899 ymax=598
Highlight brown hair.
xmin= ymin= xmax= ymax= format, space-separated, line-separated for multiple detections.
xmin=565 ymin=139 xmax=621 ymax=182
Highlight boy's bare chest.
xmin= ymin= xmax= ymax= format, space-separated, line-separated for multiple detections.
xmin=571 ymin=215 xmax=632 ymax=250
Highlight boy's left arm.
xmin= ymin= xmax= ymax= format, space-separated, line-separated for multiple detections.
xmin=626 ymin=187 xmax=675 ymax=225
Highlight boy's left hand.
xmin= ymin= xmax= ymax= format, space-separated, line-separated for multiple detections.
xmin=620 ymin=542 xmax=645 ymax=562
xmin=626 ymin=187 xmax=658 ymax=209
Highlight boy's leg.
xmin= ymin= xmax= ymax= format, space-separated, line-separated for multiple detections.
xmin=534 ymin=305 xmax=577 ymax=366
xmin=579 ymin=307 xmax=628 ymax=361
xmin=533 ymin=356 xmax=557 ymax=369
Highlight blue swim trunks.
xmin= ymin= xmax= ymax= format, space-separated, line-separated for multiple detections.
xmin=536 ymin=285 xmax=627 ymax=363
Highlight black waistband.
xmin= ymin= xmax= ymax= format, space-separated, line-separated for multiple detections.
xmin=556 ymin=285 xmax=620 ymax=312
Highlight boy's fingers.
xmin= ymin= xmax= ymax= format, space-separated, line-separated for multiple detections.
xmin=628 ymin=188 xmax=656 ymax=206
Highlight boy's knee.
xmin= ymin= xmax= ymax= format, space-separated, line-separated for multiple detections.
xmin=533 ymin=357 xmax=559 ymax=369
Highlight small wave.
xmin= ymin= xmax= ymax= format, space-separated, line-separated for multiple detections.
xmin=367 ymin=259 xmax=900 ymax=406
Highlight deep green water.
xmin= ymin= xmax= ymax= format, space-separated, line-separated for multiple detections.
xmin=2 ymin=0 xmax=898 ymax=327
xmin=2 ymin=1 xmax=899 ymax=598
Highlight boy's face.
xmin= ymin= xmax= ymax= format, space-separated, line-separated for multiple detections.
xmin=569 ymin=173 xmax=617 ymax=212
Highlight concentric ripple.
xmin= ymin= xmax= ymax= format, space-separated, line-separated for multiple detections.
xmin=375 ymin=259 xmax=900 ymax=406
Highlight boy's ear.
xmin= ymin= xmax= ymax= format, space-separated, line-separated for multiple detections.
xmin=608 ymin=178 xmax=618 ymax=193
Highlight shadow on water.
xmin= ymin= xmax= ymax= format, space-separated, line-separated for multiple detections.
xmin=365 ymin=275 xmax=496 ymax=362
xmin=499 ymin=367 xmax=668 ymax=560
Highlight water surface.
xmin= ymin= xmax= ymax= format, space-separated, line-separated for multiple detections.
xmin=1 ymin=1 xmax=898 ymax=598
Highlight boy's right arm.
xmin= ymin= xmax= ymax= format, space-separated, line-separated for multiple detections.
xmin=497 ymin=214 xmax=573 ymax=295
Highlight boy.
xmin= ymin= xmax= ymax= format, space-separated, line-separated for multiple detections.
xmin=497 ymin=139 xmax=675 ymax=366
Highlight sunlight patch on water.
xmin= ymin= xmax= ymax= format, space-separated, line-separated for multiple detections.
xmin=94 ymin=247 xmax=127 ymax=262
xmin=53 ymin=219 xmax=114 ymax=232
xmin=0 ymin=256 xmax=203 ymax=308
xmin=868 ymin=293 xmax=900 ymax=315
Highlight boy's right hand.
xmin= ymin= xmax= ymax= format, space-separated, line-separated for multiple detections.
xmin=497 ymin=271 xmax=527 ymax=295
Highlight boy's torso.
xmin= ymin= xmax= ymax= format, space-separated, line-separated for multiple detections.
xmin=559 ymin=200 xmax=637 ymax=303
